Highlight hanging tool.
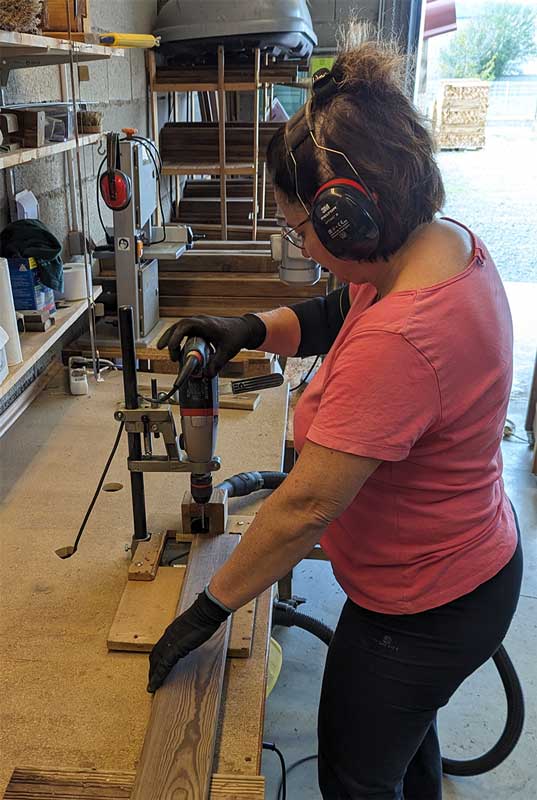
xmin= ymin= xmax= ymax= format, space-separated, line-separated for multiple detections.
xmin=100 ymin=132 xmax=132 ymax=212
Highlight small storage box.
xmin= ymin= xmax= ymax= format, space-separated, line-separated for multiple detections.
xmin=7 ymin=258 xmax=56 ymax=313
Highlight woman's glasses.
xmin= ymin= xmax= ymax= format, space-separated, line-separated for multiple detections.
xmin=281 ymin=217 xmax=309 ymax=249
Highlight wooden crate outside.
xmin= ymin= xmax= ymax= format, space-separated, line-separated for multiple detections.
xmin=433 ymin=79 xmax=490 ymax=150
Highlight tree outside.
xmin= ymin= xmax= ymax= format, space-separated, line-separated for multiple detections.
xmin=439 ymin=2 xmax=537 ymax=81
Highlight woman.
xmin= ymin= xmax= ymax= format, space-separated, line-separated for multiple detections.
xmin=148 ymin=39 xmax=522 ymax=800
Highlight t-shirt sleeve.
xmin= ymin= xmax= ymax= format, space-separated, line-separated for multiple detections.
xmin=306 ymin=330 xmax=441 ymax=461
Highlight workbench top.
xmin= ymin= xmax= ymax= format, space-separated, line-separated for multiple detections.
xmin=0 ymin=370 xmax=289 ymax=795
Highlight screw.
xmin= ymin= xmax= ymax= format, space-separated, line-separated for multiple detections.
xmin=151 ymin=423 xmax=159 ymax=432
xmin=136 ymin=561 xmax=144 ymax=567
xmin=124 ymin=543 xmax=131 ymax=552
xmin=114 ymin=411 xmax=124 ymax=421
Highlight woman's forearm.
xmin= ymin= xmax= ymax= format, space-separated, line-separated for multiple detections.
xmin=209 ymin=490 xmax=324 ymax=610
xmin=256 ymin=307 xmax=301 ymax=357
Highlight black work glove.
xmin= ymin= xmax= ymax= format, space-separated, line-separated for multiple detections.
xmin=147 ymin=589 xmax=231 ymax=693
xmin=157 ymin=314 xmax=266 ymax=378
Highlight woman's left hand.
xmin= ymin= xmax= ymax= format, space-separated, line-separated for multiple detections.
xmin=147 ymin=590 xmax=231 ymax=693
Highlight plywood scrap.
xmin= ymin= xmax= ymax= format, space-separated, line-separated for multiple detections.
xmin=107 ymin=566 xmax=185 ymax=652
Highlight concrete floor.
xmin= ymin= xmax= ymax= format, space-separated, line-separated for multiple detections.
xmin=262 ymin=281 xmax=537 ymax=798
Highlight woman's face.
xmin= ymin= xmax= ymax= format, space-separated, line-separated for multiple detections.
xmin=275 ymin=189 xmax=375 ymax=285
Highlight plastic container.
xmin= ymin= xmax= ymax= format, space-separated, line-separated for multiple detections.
xmin=0 ymin=325 xmax=9 ymax=386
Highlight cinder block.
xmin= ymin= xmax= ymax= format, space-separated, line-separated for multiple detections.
xmin=32 ymin=192 xmax=70 ymax=249
xmin=93 ymin=0 xmax=157 ymax=34
xmin=80 ymin=60 xmax=110 ymax=103
xmin=13 ymin=153 xmax=69 ymax=194
xmin=130 ymin=50 xmax=147 ymax=102
xmin=108 ymin=55 xmax=133 ymax=102
xmin=6 ymin=65 xmax=62 ymax=105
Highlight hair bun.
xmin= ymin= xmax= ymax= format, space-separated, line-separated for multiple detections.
xmin=333 ymin=38 xmax=406 ymax=95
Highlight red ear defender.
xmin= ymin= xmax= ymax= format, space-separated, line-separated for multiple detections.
xmin=99 ymin=170 xmax=132 ymax=211
xmin=311 ymin=178 xmax=382 ymax=260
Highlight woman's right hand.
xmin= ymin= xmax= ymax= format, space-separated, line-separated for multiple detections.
xmin=157 ymin=314 xmax=266 ymax=378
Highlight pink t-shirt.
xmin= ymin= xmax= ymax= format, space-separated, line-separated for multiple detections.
xmin=294 ymin=221 xmax=517 ymax=614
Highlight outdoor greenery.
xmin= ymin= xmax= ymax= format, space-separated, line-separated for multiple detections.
xmin=440 ymin=2 xmax=537 ymax=80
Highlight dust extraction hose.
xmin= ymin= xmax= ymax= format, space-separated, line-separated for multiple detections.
xmin=217 ymin=471 xmax=287 ymax=497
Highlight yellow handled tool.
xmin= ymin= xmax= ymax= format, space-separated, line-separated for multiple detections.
xmin=99 ymin=33 xmax=160 ymax=48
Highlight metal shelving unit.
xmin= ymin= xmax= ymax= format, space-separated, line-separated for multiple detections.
xmin=0 ymin=29 xmax=123 ymax=416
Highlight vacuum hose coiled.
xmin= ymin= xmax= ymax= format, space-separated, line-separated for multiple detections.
xmin=217 ymin=469 xmax=524 ymax=776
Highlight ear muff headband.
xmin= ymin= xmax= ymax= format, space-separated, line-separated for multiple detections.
xmin=314 ymin=177 xmax=370 ymax=202
xmin=283 ymin=71 xmax=383 ymax=259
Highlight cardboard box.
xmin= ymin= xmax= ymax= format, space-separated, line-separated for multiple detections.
xmin=7 ymin=258 xmax=56 ymax=313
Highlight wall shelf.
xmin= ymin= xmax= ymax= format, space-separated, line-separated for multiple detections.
xmin=0 ymin=30 xmax=123 ymax=81
xmin=0 ymin=287 xmax=102 ymax=402
xmin=0 ymin=133 xmax=102 ymax=171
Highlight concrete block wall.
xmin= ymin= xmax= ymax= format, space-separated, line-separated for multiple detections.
xmin=0 ymin=0 xmax=158 ymax=251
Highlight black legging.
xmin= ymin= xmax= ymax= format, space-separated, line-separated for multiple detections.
xmin=318 ymin=522 xmax=523 ymax=799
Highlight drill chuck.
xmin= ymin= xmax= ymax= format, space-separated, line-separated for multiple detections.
xmin=191 ymin=472 xmax=213 ymax=505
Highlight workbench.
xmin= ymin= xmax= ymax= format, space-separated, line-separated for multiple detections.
xmin=0 ymin=369 xmax=289 ymax=797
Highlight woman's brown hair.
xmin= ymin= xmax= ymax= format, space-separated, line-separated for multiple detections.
xmin=266 ymin=37 xmax=445 ymax=259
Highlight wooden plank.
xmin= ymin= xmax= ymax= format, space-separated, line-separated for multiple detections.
xmin=252 ymin=48 xmax=261 ymax=242
xmin=3 ymin=767 xmax=133 ymax=798
xmin=130 ymin=534 xmax=240 ymax=800
xmin=107 ymin=566 xmax=186 ymax=652
xmin=158 ymin=272 xmax=327 ymax=298
xmin=220 ymin=393 xmax=260 ymax=412
xmin=228 ymin=599 xmax=257 ymax=658
xmin=210 ymin=774 xmax=264 ymax=798
xmin=194 ymin=240 xmax=268 ymax=251
xmin=159 ymin=297 xmax=323 ymax=316
xmin=3 ymin=768 xmax=264 ymax=799
xmin=217 ymin=45 xmax=228 ymax=240
xmin=128 ymin=532 xmax=166 ymax=581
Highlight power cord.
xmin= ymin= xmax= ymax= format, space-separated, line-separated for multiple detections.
xmin=290 ymin=356 xmax=320 ymax=393
xmin=503 ymin=418 xmax=531 ymax=445
xmin=276 ymin=754 xmax=318 ymax=800
xmin=55 ymin=421 xmax=125 ymax=559
xmin=263 ymin=742 xmax=287 ymax=800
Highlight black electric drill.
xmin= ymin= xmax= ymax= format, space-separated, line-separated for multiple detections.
xmin=176 ymin=337 xmax=284 ymax=529
xmin=177 ymin=337 xmax=218 ymax=523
